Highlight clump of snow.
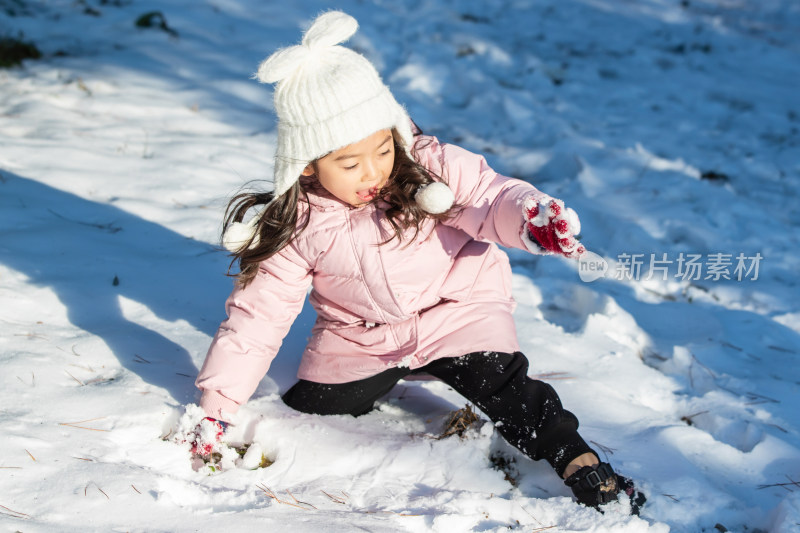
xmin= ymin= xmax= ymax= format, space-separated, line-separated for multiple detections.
xmin=396 ymin=353 xmax=416 ymax=368
xmin=239 ymin=442 xmax=266 ymax=470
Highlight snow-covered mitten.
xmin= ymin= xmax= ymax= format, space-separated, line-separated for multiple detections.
xmin=617 ymin=473 xmax=647 ymax=515
xmin=564 ymin=462 xmax=646 ymax=515
xmin=522 ymin=196 xmax=585 ymax=259
xmin=189 ymin=416 xmax=229 ymax=458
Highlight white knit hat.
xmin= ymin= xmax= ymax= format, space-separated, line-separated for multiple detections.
xmin=223 ymin=11 xmax=454 ymax=252
xmin=256 ymin=11 xmax=415 ymax=197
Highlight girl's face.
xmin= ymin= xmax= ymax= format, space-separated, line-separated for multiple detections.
xmin=302 ymin=129 xmax=395 ymax=207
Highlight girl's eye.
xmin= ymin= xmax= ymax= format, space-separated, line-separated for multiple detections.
xmin=344 ymin=164 xmax=358 ymax=171
xmin=379 ymin=149 xmax=391 ymax=156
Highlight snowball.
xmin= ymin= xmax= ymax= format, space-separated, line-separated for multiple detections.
xmin=415 ymin=182 xmax=455 ymax=214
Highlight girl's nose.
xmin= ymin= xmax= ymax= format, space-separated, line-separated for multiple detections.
xmin=362 ymin=159 xmax=381 ymax=182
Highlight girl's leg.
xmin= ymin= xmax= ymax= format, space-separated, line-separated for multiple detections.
xmin=282 ymin=366 xmax=410 ymax=416
xmin=421 ymin=351 xmax=596 ymax=478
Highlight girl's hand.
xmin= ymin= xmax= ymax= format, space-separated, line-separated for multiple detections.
xmin=189 ymin=417 xmax=229 ymax=458
xmin=173 ymin=405 xmax=235 ymax=470
xmin=523 ymin=197 xmax=586 ymax=259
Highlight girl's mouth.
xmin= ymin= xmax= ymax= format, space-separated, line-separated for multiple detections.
xmin=356 ymin=186 xmax=379 ymax=202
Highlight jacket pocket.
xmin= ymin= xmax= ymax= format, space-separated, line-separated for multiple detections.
xmin=437 ymin=240 xmax=492 ymax=302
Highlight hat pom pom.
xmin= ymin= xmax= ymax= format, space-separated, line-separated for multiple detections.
xmin=302 ymin=11 xmax=358 ymax=48
xmin=255 ymin=12 xmax=357 ymax=84
xmin=415 ymin=182 xmax=454 ymax=214
xmin=222 ymin=217 xmax=261 ymax=252
xmin=256 ymin=46 xmax=311 ymax=84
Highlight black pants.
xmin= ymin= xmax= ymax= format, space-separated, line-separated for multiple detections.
xmin=282 ymin=351 xmax=595 ymax=476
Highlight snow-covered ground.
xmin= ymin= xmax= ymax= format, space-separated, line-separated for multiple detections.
xmin=1 ymin=0 xmax=799 ymax=531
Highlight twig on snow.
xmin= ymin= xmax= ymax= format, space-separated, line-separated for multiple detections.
xmin=757 ymin=475 xmax=800 ymax=491
xmin=362 ymin=510 xmax=421 ymax=517
xmin=438 ymin=404 xmax=480 ymax=439
xmin=690 ymin=352 xmax=716 ymax=378
xmin=16 ymin=373 xmax=35 ymax=386
xmin=47 ymin=208 xmax=121 ymax=233
xmin=589 ymin=440 xmax=616 ymax=459
xmin=766 ymin=423 xmax=788 ymax=433
xmin=720 ymin=341 xmax=742 ymax=352
xmin=265 ymin=485 xmax=422 ymax=516
xmin=84 ymin=483 xmax=110 ymax=499
xmin=529 ymin=371 xmax=574 ymax=381
xmin=742 ymin=391 xmax=780 ymax=404
xmin=25 ymin=450 xmax=36 ymax=462
xmin=13 ymin=332 xmax=48 ymax=341
xmin=285 ymin=489 xmax=317 ymax=509
xmin=320 ymin=490 xmax=348 ymax=504
xmin=0 ymin=503 xmax=30 ymax=519
xmin=687 ymin=352 xmax=715 ymax=391
xmin=680 ymin=410 xmax=709 ymax=426
xmin=256 ymin=484 xmax=314 ymax=510
xmin=57 ymin=343 xmax=82 ymax=357
xmin=767 ymin=345 xmax=796 ymax=354
xmin=65 ymin=370 xmax=85 ymax=386
xmin=511 ymin=501 xmax=557 ymax=531
xmin=58 ymin=417 xmax=109 ymax=432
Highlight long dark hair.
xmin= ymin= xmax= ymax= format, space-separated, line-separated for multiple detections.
xmin=224 ymin=128 xmax=454 ymax=287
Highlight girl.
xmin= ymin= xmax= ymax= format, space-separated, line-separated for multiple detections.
xmin=191 ymin=11 xmax=643 ymax=513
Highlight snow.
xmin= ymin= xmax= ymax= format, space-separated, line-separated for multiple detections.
xmin=1 ymin=0 xmax=799 ymax=531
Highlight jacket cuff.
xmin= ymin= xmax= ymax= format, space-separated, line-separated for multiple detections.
xmin=199 ymin=389 xmax=240 ymax=422
xmin=519 ymin=192 xmax=554 ymax=256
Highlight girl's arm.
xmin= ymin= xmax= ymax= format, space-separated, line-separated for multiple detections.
xmin=195 ymin=241 xmax=313 ymax=420
xmin=417 ymin=136 xmax=552 ymax=253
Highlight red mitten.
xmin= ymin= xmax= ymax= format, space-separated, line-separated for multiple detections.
xmin=523 ymin=196 xmax=586 ymax=259
xmin=189 ymin=417 xmax=229 ymax=458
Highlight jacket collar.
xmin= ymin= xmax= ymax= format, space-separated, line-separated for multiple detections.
xmin=299 ymin=176 xmax=347 ymax=211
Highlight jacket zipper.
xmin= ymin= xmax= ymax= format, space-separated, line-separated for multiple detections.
xmin=344 ymin=209 xmax=390 ymax=327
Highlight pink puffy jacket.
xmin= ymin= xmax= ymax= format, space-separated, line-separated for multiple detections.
xmin=196 ymin=135 xmax=549 ymax=419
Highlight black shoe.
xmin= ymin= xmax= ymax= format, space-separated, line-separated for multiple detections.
xmin=564 ymin=462 xmax=647 ymax=515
